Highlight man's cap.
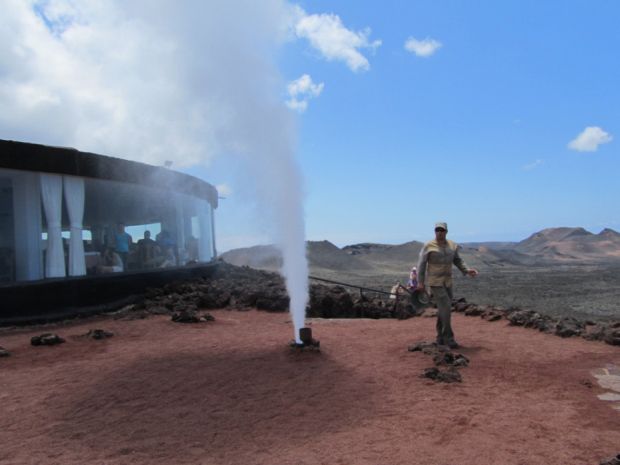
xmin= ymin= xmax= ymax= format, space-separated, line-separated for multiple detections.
xmin=434 ymin=222 xmax=448 ymax=231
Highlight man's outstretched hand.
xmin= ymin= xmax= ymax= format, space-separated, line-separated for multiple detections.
xmin=467 ymin=269 xmax=479 ymax=277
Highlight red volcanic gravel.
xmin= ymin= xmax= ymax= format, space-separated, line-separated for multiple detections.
xmin=0 ymin=310 xmax=619 ymax=465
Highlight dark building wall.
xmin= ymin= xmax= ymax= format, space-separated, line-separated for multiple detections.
xmin=0 ymin=263 xmax=218 ymax=325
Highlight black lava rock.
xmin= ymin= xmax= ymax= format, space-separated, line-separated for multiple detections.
xmin=603 ymin=328 xmax=620 ymax=346
xmin=464 ymin=305 xmax=484 ymax=316
xmin=422 ymin=367 xmax=462 ymax=383
xmin=433 ymin=351 xmax=469 ymax=368
xmin=600 ymin=453 xmax=620 ymax=465
xmin=85 ymin=329 xmax=114 ymax=340
xmin=555 ymin=317 xmax=584 ymax=338
xmin=408 ymin=341 xmax=439 ymax=354
xmin=31 ymin=333 xmax=65 ymax=346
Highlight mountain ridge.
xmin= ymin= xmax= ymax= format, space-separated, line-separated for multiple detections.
xmin=220 ymin=227 xmax=620 ymax=273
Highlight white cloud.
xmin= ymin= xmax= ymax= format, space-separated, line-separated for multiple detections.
xmin=568 ymin=126 xmax=613 ymax=152
xmin=404 ymin=37 xmax=442 ymax=57
xmin=285 ymin=74 xmax=324 ymax=113
xmin=294 ymin=8 xmax=381 ymax=72
xmin=287 ymin=74 xmax=324 ymax=97
xmin=523 ymin=159 xmax=543 ymax=171
xmin=0 ymin=0 xmax=295 ymax=167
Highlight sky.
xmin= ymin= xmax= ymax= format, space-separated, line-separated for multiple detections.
xmin=1 ymin=0 xmax=619 ymax=252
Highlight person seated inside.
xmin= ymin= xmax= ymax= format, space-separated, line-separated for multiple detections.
xmin=97 ymin=247 xmax=123 ymax=273
xmin=156 ymin=229 xmax=175 ymax=250
xmin=137 ymin=230 xmax=161 ymax=269
xmin=406 ymin=266 xmax=418 ymax=290
xmin=159 ymin=247 xmax=177 ymax=268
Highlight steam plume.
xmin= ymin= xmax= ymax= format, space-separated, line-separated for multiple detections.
xmin=1 ymin=0 xmax=309 ymax=340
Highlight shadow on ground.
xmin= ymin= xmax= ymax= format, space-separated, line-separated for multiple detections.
xmin=51 ymin=347 xmax=379 ymax=462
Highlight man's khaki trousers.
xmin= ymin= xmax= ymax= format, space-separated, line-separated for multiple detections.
xmin=431 ymin=286 xmax=454 ymax=345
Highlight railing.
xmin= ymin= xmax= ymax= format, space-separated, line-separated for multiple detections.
xmin=308 ymin=275 xmax=412 ymax=299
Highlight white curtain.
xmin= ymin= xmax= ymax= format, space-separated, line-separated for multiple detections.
xmin=64 ymin=176 xmax=86 ymax=276
xmin=196 ymin=199 xmax=213 ymax=262
xmin=175 ymin=194 xmax=186 ymax=265
xmin=40 ymin=174 xmax=66 ymax=278
xmin=12 ymin=172 xmax=43 ymax=281
xmin=209 ymin=204 xmax=217 ymax=258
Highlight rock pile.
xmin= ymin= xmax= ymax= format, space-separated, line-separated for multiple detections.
xmin=104 ymin=262 xmax=618 ymax=346
xmin=171 ymin=309 xmax=215 ymax=323
xmin=600 ymin=453 xmax=620 ymax=465
xmin=31 ymin=333 xmax=65 ymax=346
xmin=451 ymin=300 xmax=620 ymax=346
xmin=409 ymin=341 xmax=469 ymax=383
xmin=123 ymin=263 xmax=419 ymax=321
xmin=85 ymin=329 xmax=114 ymax=340
xmin=422 ymin=366 xmax=462 ymax=383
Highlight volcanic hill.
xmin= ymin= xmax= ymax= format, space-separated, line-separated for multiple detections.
xmin=221 ymin=227 xmax=620 ymax=274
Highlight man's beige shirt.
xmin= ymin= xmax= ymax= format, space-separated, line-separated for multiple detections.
xmin=417 ymin=239 xmax=469 ymax=288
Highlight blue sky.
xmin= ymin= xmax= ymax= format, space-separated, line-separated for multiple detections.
xmin=2 ymin=1 xmax=618 ymax=251
xmin=188 ymin=0 xmax=619 ymax=249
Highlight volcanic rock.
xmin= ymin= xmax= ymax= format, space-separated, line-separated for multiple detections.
xmin=464 ymin=305 xmax=484 ymax=317
xmin=85 ymin=329 xmax=114 ymax=340
xmin=308 ymin=285 xmax=353 ymax=318
xmin=198 ymin=288 xmax=231 ymax=309
xmin=31 ymin=333 xmax=65 ymax=346
xmin=171 ymin=309 xmax=215 ymax=323
xmin=391 ymin=298 xmax=420 ymax=319
xmin=119 ymin=309 xmax=151 ymax=320
xmin=555 ymin=317 xmax=584 ymax=338
xmin=506 ymin=309 xmax=553 ymax=331
xmin=433 ymin=351 xmax=469 ymax=368
xmin=600 ymin=453 xmax=620 ymax=465
xmin=422 ymin=367 xmax=462 ymax=383
xmin=482 ymin=310 xmax=503 ymax=322
xmin=255 ymin=292 xmax=289 ymax=312
xmin=147 ymin=305 xmax=170 ymax=315
xmin=506 ymin=309 xmax=534 ymax=326
xmin=532 ymin=316 xmax=556 ymax=333
xmin=453 ymin=301 xmax=470 ymax=313
xmin=170 ymin=303 xmax=198 ymax=314
xmin=408 ymin=341 xmax=441 ymax=355
xmin=582 ymin=324 xmax=607 ymax=341
xmin=0 ymin=346 xmax=10 ymax=357
xmin=603 ymin=328 xmax=620 ymax=346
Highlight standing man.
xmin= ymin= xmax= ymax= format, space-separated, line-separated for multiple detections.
xmin=114 ymin=222 xmax=132 ymax=270
xmin=416 ymin=222 xmax=478 ymax=349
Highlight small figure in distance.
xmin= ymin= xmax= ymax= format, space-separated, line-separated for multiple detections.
xmin=406 ymin=266 xmax=418 ymax=290
xmin=416 ymin=222 xmax=478 ymax=349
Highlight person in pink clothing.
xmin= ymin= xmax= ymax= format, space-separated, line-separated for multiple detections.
xmin=406 ymin=266 xmax=418 ymax=290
